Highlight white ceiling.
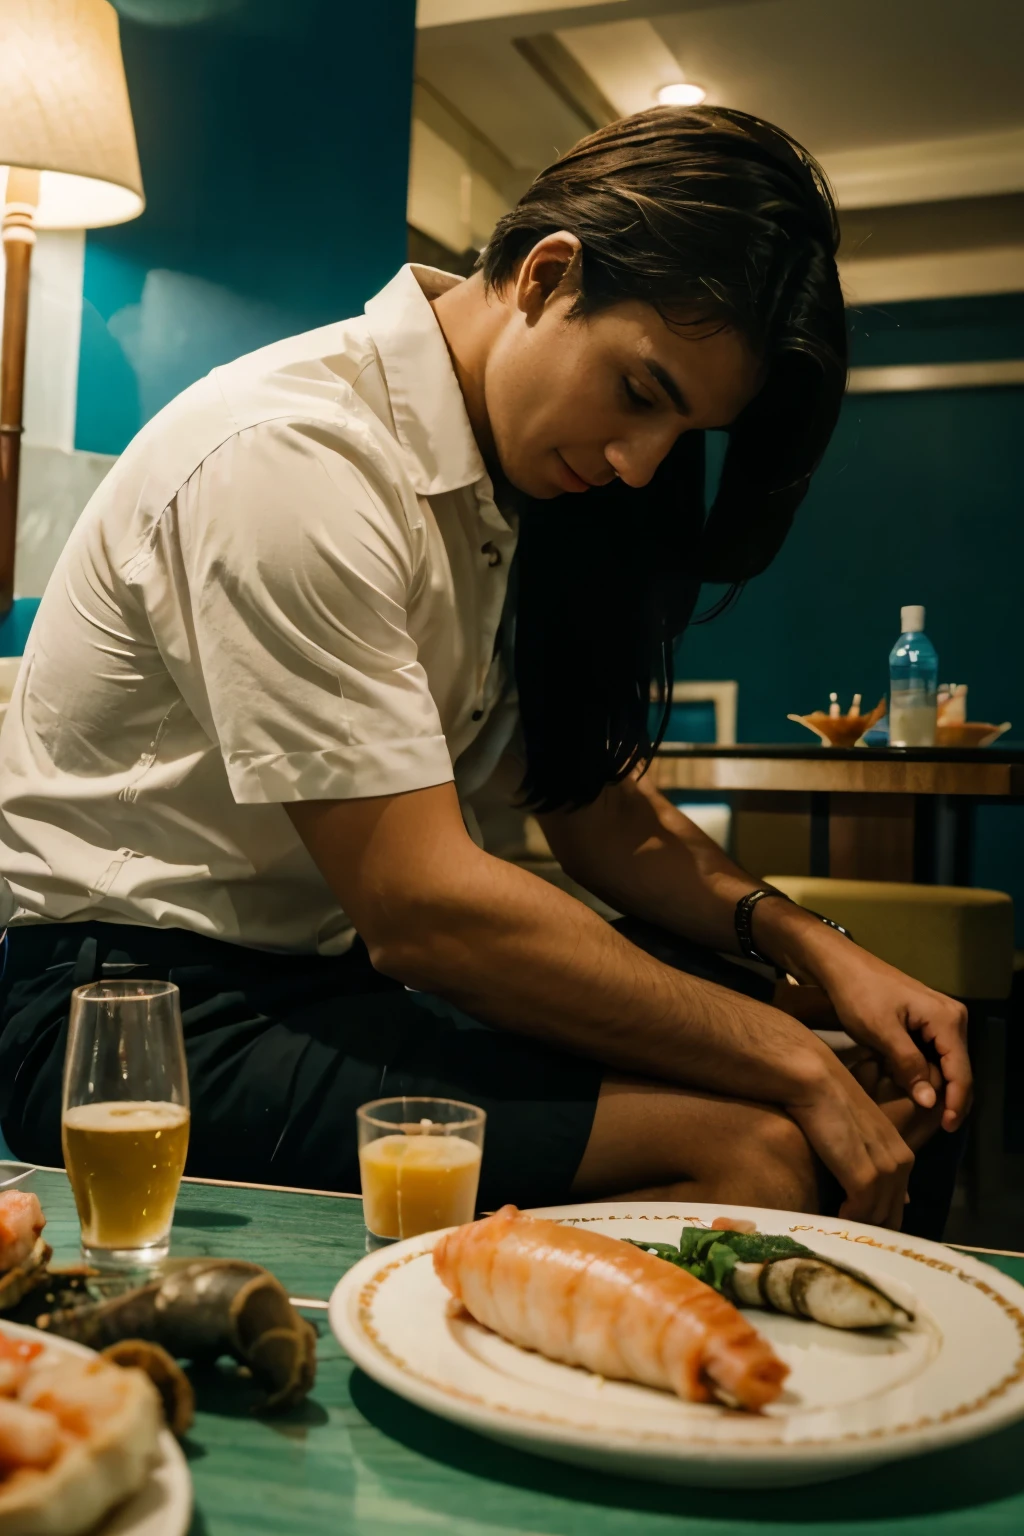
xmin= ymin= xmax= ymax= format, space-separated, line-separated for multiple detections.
xmin=416 ymin=31 xmax=588 ymax=173
xmin=417 ymin=0 xmax=1024 ymax=196
xmin=648 ymin=0 xmax=1024 ymax=155
xmin=413 ymin=0 xmax=1024 ymax=296
xmin=418 ymin=0 xmax=620 ymax=21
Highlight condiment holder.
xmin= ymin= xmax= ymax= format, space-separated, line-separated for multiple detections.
xmin=935 ymin=721 xmax=1011 ymax=748
xmin=788 ymin=693 xmax=887 ymax=748
xmin=936 ymin=684 xmax=1010 ymax=747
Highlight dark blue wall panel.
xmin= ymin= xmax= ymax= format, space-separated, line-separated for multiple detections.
xmin=76 ymin=0 xmax=416 ymax=453
xmin=680 ymin=292 xmax=1024 ymax=927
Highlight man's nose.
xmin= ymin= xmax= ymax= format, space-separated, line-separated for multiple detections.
xmin=604 ymin=425 xmax=682 ymax=489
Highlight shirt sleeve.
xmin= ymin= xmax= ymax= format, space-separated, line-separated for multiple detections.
xmin=148 ymin=416 xmax=454 ymax=805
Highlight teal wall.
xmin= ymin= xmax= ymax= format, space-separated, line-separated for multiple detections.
xmin=76 ymin=0 xmax=417 ymax=455
xmin=680 ymin=292 xmax=1024 ymax=922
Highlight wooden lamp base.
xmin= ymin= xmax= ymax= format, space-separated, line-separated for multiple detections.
xmin=0 ymin=167 xmax=39 ymax=618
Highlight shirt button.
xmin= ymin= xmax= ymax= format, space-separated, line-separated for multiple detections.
xmin=472 ymin=709 xmax=484 ymax=721
xmin=481 ymin=541 xmax=502 ymax=567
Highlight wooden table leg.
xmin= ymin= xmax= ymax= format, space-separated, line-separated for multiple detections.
xmin=810 ymin=792 xmax=830 ymax=877
xmin=930 ymin=796 xmax=975 ymax=885
xmin=827 ymin=793 xmax=917 ymax=880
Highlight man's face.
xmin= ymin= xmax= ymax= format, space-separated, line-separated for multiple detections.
xmin=483 ymin=291 xmax=763 ymax=500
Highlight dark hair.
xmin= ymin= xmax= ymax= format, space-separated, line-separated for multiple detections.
xmin=481 ymin=105 xmax=847 ymax=811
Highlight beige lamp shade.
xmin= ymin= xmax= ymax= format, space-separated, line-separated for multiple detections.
xmin=0 ymin=0 xmax=144 ymax=229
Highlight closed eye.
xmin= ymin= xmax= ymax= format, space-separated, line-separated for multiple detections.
xmin=623 ymin=378 xmax=654 ymax=410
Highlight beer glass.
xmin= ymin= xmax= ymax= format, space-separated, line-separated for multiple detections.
xmin=62 ymin=980 xmax=190 ymax=1265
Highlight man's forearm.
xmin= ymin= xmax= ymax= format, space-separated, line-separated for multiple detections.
xmin=539 ymin=778 xmax=862 ymax=985
xmin=287 ymin=783 xmax=932 ymax=1222
xmin=539 ymin=776 xmax=763 ymax=952
xmin=373 ymin=847 xmax=828 ymax=1107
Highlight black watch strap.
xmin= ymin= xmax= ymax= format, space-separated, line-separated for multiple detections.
xmin=735 ymin=887 xmax=790 ymax=966
xmin=734 ymin=887 xmax=854 ymax=968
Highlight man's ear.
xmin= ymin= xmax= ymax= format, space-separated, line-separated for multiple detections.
xmin=514 ymin=232 xmax=582 ymax=322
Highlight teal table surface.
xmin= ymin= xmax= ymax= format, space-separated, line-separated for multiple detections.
xmin=13 ymin=1168 xmax=1024 ymax=1536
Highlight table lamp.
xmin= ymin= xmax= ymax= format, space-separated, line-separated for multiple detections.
xmin=0 ymin=0 xmax=144 ymax=617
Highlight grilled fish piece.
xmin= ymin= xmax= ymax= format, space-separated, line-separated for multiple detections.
xmin=629 ymin=1228 xmax=914 ymax=1331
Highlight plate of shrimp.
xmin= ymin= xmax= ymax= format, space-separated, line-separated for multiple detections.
xmin=331 ymin=1201 xmax=1024 ymax=1488
xmin=0 ymin=1191 xmax=192 ymax=1536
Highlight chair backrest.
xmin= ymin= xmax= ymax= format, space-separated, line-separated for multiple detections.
xmin=0 ymin=599 xmax=39 ymax=728
xmin=0 ymin=874 xmax=16 ymax=929
xmin=0 ymin=875 xmax=14 ymax=1159
xmin=766 ymin=875 xmax=1015 ymax=999
xmin=0 ymin=597 xmax=40 ymax=659
xmin=659 ymin=681 xmax=738 ymax=746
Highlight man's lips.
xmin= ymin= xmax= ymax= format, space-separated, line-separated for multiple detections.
xmin=555 ymin=453 xmax=606 ymax=493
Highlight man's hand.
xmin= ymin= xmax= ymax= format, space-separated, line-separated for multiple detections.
xmin=756 ymin=903 xmax=972 ymax=1134
xmin=816 ymin=947 xmax=970 ymax=1132
xmin=783 ymin=1051 xmax=916 ymax=1227
xmin=285 ymin=785 xmax=912 ymax=1223
xmin=284 ymin=784 xmax=932 ymax=1226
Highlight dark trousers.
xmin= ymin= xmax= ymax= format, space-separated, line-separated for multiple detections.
xmin=0 ymin=917 xmax=959 ymax=1234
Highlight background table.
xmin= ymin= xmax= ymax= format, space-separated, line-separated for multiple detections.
xmin=15 ymin=1168 xmax=1024 ymax=1536
xmin=651 ymin=744 xmax=1024 ymax=883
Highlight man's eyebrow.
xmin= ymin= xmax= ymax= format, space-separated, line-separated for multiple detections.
xmin=644 ymin=359 xmax=689 ymax=415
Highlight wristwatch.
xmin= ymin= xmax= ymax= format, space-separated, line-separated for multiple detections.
xmin=734 ymin=887 xmax=852 ymax=968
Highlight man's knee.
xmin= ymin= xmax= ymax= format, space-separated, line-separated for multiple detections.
xmin=725 ymin=1112 xmax=820 ymax=1213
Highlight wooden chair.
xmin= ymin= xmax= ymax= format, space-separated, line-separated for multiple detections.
xmin=762 ymin=876 xmax=1014 ymax=1000
xmin=0 ymin=597 xmax=39 ymax=732
xmin=765 ymin=874 xmax=1015 ymax=1232
xmin=488 ymin=680 xmax=740 ymax=910
xmin=658 ymin=680 xmax=738 ymax=852
xmin=0 ymin=596 xmax=40 ymax=657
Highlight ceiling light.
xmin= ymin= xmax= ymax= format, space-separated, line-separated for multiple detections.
xmin=657 ymin=82 xmax=706 ymax=107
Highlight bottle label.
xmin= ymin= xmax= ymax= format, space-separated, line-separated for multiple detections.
xmin=889 ymin=692 xmax=937 ymax=747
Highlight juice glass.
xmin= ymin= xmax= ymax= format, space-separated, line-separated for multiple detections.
xmin=357 ymin=1097 xmax=485 ymax=1241
xmin=62 ymin=980 xmax=190 ymax=1266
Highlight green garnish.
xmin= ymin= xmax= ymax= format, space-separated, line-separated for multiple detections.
xmin=627 ymin=1227 xmax=813 ymax=1298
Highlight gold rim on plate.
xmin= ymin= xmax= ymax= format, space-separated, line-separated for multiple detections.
xmin=353 ymin=1214 xmax=1024 ymax=1452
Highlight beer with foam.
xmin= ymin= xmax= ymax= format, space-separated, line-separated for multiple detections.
xmin=62 ymin=1100 xmax=190 ymax=1252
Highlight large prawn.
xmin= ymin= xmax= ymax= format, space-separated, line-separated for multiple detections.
xmin=0 ymin=1193 xmax=45 ymax=1275
xmin=434 ymin=1206 xmax=788 ymax=1411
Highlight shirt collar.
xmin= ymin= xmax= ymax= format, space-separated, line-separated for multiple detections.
xmin=364 ymin=264 xmax=488 ymax=497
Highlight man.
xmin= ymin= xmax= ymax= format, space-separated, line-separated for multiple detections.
xmin=0 ymin=107 xmax=968 ymax=1227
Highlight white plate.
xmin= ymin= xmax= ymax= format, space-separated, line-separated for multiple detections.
xmin=0 ymin=1320 xmax=193 ymax=1535
xmin=0 ymin=1162 xmax=35 ymax=1190
xmin=331 ymin=1200 xmax=1024 ymax=1488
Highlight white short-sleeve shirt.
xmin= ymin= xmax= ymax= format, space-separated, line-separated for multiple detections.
xmin=0 ymin=266 xmax=519 ymax=954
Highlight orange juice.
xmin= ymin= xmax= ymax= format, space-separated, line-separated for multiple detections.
xmin=359 ymin=1133 xmax=481 ymax=1238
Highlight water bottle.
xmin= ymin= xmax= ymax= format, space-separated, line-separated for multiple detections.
xmin=889 ymin=605 xmax=938 ymax=747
